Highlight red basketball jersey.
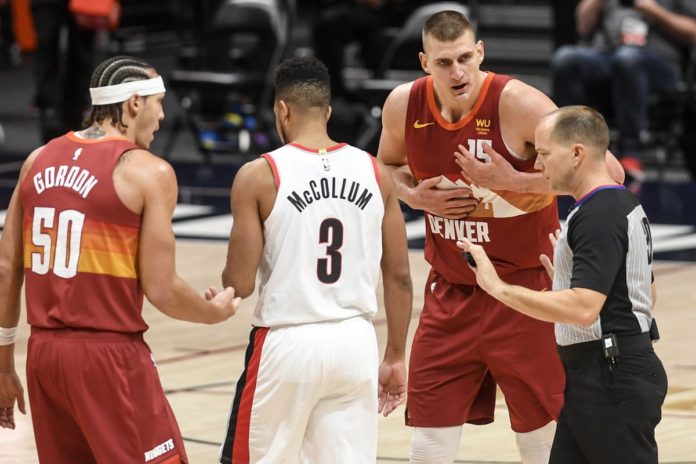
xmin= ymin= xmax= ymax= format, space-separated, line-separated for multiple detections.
xmin=21 ymin=132 xmax=146 ymax=332
xmin=405 ymin=73 xmax=559 ymax=285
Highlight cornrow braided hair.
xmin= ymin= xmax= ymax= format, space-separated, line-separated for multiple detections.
xmin=85 ymin=55 xmax=155 ymax=129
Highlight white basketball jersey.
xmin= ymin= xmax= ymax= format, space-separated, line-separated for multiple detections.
xmin=253 ymin=142 xmax=384 ymax=327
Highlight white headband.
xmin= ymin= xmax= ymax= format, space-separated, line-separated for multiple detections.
xmin=89 ymin=76 xmax=166 ymax=105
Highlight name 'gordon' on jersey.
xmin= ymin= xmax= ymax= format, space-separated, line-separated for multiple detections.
xmin=33 ymin=165 xmax=98 ymax=199
xmin=287 ymin=176 xmax=373 ymax=213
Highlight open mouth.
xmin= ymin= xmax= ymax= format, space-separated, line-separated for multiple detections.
xmin=452 ymin=83 xmax=466 ymax=91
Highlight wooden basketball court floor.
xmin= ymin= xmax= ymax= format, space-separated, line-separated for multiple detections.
xmin=1 ymin=241 xmax=695 ymax=463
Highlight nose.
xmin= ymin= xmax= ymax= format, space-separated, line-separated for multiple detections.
xmin=450 ymin=63 xmax=465 ymax=81
xmin=534 ymin=156 xmax=542 ymax=171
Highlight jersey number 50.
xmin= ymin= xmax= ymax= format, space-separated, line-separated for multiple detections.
xmin=31 ymin=207 xmax=85 ymax=278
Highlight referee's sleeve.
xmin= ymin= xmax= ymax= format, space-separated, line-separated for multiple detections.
xmin=568 ymin=208 xmax=627 ymax=296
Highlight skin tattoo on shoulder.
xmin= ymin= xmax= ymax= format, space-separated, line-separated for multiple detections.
xmin=82 ymin=126 xmax=106 ymax=139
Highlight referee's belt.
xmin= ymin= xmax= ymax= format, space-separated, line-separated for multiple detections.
xmin=557 ymin=332 xmax=652 ymax=364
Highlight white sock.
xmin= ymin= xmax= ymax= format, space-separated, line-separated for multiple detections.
xmin=410 ymin=425 xmax=463 ymax=464
xmin=515 ymin=421 xmax=556 ymax=464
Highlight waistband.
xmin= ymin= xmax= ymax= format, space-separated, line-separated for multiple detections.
xmin=557 ymin=332 xmax=652 ymax=363
xmin=431 ymin=265 xmax=548 ymax=288
xmin=30 ymin=326 xmax=144 ymax=342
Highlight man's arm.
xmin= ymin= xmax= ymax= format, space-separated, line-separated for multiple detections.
xmin=635 ymin=0 xmax=696 ymax=44
xmin=0 ymin=148 xmax=42 ymax=429
xmin=454 ymin=80 xmax=557 ymax=193
xmin=125 ymin=151 xmax=240 ymax=323
xmin=458 ymin=239 xmax=606 ymax=326
xmin=377 ymin=83 xmax=415 ymax=199
xmin=455 ymin=79 xmax=624 ymax=193
xmin=577 ymin=0 xmax=606 ymax=38
xmin=377 ymin=83 xmax=478 ymax=218
xmin=376 ymin=160 xmax=412 ymax=417
xmin=221 ymin=159 xmax=272 ymax=297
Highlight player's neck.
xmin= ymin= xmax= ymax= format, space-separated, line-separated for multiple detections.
xmin=572 ymin=170 xmax=620 ymax=201
xmin=286 ymin=121 xmax=337 ymax=150
xmin=289 ymin=135 xmax=338 ymax=151
xmin=77 ymin=123 xmax=130 ymax=142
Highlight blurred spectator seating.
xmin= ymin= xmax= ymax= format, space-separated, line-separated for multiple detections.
xmin=164 ymin=0 xmax=295 ymax=161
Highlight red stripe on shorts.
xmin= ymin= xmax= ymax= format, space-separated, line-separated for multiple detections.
xmin=232 ymin=327 xmax=269 ymax=463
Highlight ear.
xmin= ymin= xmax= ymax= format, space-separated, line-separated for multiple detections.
xmin=476 ymin=39 xmax=485 ymax=65
xmin=325 ymin=105 xmax=332 ymax=122
xmin=572 ymin=143 xmax=585 ymax=167
xmin=278 ymin=99 xmax=290 ymax=123
xmin=125 ymin=94 xmax=143 ymax=117
xmin=418 ymin=51 xmax=430 ymax=74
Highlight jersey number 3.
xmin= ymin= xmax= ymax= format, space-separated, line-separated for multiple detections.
xmin=31 ymin=207 xmax=85 ymax=278
xmin=317 ymin=218 xmax=343 ymax=284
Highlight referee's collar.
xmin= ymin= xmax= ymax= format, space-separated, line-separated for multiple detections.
xmin=570 ymin=184 xmax=626 ymax=212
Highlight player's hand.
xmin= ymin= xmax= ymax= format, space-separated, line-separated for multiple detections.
xmin=206 ymin=286 xmax=241 ymax=323
xmin=204 ymin=286 xmax=221 ymax=301
xmin=539 ymin=229 xmax=560 ymax=280
xmin=407 ymin=176 xmax=479 ymax=219
xmin=454 ymin=143 xmax=518 ymax=191
xmin=0 ymin=371 xmax=26 ymax=430
xmin=378 ymin=359 xmax=406 ymax=417
xmin=456 ymin=239 xmax=503 ymax=295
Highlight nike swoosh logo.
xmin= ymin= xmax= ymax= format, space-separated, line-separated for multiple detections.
xmin=413 ymin=120 xmax=435 ymax=129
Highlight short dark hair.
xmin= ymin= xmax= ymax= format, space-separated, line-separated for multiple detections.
xmin=85 ymin=55 xmax=156 ymax=129
xmin=548 ymin=106 xmax=610 ymax=154
xmin=273 ymin=56 xmax=330 ymax=108
xmin=423 ymin=10 xmax=474 ymax=43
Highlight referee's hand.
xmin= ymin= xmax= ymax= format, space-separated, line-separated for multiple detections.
xmin=539 ymin=229 xmax=560 ymax=280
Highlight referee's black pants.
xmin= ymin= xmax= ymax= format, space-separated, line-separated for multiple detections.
xmin=551 ymin=334 xmax=668 ymax=464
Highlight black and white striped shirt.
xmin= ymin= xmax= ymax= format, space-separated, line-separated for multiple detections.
xmin=553 ymin=186 xmax=654 ymax=346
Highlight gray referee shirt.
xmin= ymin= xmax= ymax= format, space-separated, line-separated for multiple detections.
xmin=552 ymin=186 xmax=654 ymax=346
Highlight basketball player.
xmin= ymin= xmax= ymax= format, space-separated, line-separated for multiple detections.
xmin=376 ymin=10 xmax=624 ymax=464
xmin=0 ymin=56 xmax=240 ymax=463
xmin=218 ymin=56 xmax=413 ymax=463
xmin=458 ymin=105 xmax=666 ymax=464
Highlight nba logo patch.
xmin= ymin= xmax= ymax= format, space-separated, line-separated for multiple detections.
xmin=322 ymin=158 xmax=330 ymax=171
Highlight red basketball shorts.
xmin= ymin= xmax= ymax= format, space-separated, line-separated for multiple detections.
xmin=26 ymin=327 xmax=187 ymax=464
xmin=407 ymin=267 xmax=565 ymax=433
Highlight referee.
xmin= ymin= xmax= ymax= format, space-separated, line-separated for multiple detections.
xmin=458 ymin=105 xmax=667 ymax=464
